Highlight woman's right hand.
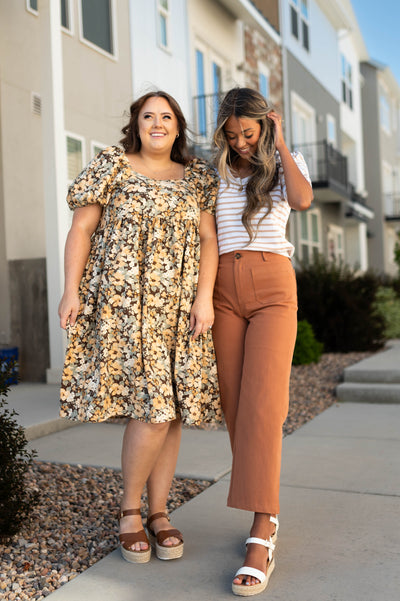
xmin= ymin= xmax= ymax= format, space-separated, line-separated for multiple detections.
xmin=58 ymin=291 xmax=80 ymax=329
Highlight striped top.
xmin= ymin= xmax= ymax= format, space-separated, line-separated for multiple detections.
xmin=216 ymin=151 xmax=311 ymax=258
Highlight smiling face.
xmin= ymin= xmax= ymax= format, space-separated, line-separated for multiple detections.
xmin=137 ymin=96 xmax=179 ymax=156
xmin=224 ymin=116 xmax=261 ymax=162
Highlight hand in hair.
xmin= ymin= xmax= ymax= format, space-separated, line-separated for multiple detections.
xmin=267 ymin=112 xmax=285 ymax=152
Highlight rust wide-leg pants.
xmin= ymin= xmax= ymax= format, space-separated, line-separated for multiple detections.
xmin=212 ymin=250 xmax=298 ymax=515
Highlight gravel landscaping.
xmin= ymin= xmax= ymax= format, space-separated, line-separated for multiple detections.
xmin=1 ymin=351 xmax=370 ymax=600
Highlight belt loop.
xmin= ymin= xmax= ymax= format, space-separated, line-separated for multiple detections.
xmin=262 ymin=251 xmax=268 ymax=262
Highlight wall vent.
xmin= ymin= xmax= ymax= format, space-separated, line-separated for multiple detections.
xmin=31 ymin=93 xmax=42 ymax=116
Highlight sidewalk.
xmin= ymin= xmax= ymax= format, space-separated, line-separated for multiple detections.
xmin=6 ymin=346 xmax=400 ymax=600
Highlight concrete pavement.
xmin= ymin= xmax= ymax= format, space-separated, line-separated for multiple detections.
xmin=5 ymin=344 xmax=400 ymax=600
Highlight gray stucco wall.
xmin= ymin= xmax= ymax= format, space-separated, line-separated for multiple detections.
xmin=286 ymin=51 xmax=342 ymax=148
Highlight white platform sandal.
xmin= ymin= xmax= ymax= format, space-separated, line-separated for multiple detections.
xmin=232 ymin=516 xmax=278 ymax=597
xmin=270 ymin=515 xmax=279 ymax=544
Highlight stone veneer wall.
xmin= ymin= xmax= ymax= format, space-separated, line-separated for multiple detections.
xmin=9 ymin=258 xmax=50 ymax=382
xmin=243 ymin=25 xmax=283 ymax=115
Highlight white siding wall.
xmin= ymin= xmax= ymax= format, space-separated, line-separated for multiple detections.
xmin=129 ymin=0 xmax=190 ymax=117
xmin=339 ymin=33 xmax=365 ymax=192
xmin=282 ymin=0 xmax=340 ymax=101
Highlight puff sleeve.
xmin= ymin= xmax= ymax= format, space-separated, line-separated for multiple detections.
xmin=67 ymin=146 xmax=123 ymax=210
xmin=189 ymin=158 xmax=219 ymax=215
xmin=279 ymin=151 xmax=312 ymax=202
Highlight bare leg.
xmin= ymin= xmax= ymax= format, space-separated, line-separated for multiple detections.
xmin=147 ymin=418 xmax=182 ymax=546
xmin=233 ymin=513 xmax=277 ymax=587
xmin=120 ymin=419 xmax=171 ymax=551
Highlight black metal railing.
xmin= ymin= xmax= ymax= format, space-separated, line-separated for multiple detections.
xmin=349 ymin=185 xmax=368 ymax=207
xmin=292 ymin=141 xmax=348 ymax=191
xmin=192 ymin=92 xmax=225 ymax=144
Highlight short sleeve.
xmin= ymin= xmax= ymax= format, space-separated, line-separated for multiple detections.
xmin=67 ymin=146 xmax=123 ymax=210
xmin=279 ymin=151 xmax=312 ymax=201
xmin=189 ymin=158 xmax=219 ymax=215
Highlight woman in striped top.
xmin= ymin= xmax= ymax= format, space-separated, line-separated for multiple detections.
xmin=212 ymin=87 xmax=313 ymax=596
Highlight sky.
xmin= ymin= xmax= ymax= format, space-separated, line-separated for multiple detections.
xmin=350 ymin=0 xmax=400 ymax=85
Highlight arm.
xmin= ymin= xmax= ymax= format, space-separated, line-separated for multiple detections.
xmin=268 ymin=112 xmax=313 ymax=211
xmin=58 ymin=204 xmax=103 ymax=329
xmin=190 ymin=211 xmax=219 ymax=339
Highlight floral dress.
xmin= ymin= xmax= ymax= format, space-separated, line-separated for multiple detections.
xmin=60 ymin=146 xmax=221 ymax=426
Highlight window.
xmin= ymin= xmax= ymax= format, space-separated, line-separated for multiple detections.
xmin=258 ymin=63 xmax=270 ymax=99
xmin=212 ymin=61 xmax=222 ymax=122
xmin=27 ymin=0 xmax=38 ymax=14
xmin=290 ymin=0 xmax=309 ymax=51
xmin=194 ymin=45 xmax=225 ymax=141
xmin=341 ymin=54 xmax=353 ymax=109
xmin=326 ymin=114 xmax=336 ymax=147
xmin=91 ymin=141 xmax=106 ymax=158
xmin=196 ymin=49 xmax=207 ymax=137
xmin=66 ymin=134 xmax=84 ymax=183
xmin=327 ymin=225 xmax=344 ymax=263
xmin=299 ymin=209 xmax=321 ymax=264
xmin=157 ymin=0 xmax=169 ymax=50
xmin=61 ymin=0 xmax=72 ymax=31
xmin=380 ymin=88 xmax=391 ymax=133
xmin=81 ymin=0 xmax=114 ymax=55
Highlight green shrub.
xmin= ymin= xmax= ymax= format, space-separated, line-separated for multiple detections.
xmin=373 ymin=286 xmax=400 ymax=339
xmin=292 ymin=319 xmax=323 ymax=365
xmin=296 ymin=255 xmax=385 ymax=352
xmin=0 ymin=362 xmax=39 ymax=541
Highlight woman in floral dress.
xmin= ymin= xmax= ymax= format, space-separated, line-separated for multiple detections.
xmin=58 ymin=91 xmax=221 ymax=564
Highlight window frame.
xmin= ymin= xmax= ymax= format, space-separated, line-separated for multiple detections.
xmin=156 ymin=0 xmax=170 ymax=52
xmin=341 ymin=54 xmax=353 ymax=110
xmin=194 ymin=42 xmax=226 ymax=142
xmin=327 ymin=224 xmax=345 ymax=263
xmin=61 ymin=0 xmax=74 ymax=35
xmin=26 ymin=0 xmax=38 ymax=16
xmin=297 ymin=208 xmax=322 ymax=264
xmin=258 ymin=62 xmax=270 ymax=100
xmin=379 ymin=86 xmax=391 ymax=134
xmin=91 ymin=140 xmax=107 ymax=158
xmin=66 ymin=132 xmax=86 ymax=185
xmin=78 ymin=0 xmax=118 ymax=60
xmin=326 ymin=114 xmax=337 ymax=148
xmin=289 ymin=0 xmax=310 ymax=52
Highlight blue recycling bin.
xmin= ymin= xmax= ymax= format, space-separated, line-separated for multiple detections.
xmin=0 ymin=346 xmax=19 ymax=385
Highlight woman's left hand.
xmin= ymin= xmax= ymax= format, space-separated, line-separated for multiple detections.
xmin=268 ymin=111 xmax=285 ymax=151
xmin=189 ymin=297 xmax=214 ymax=339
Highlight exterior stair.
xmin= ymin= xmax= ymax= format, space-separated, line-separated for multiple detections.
xmin=336 ymin=340 xmax=400 ymax=404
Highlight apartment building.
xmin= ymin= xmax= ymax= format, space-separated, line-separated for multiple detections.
xmin=361 ymin=61 xmax=400 ymax=276
xmin=279 ymin=0 xmax=373 ymax=270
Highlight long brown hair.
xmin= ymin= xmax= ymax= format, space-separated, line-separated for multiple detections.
xmin=214 ymin=87 xmax=279 ymax=242
xmin=120 ymin=91 xmax=191 ymax=165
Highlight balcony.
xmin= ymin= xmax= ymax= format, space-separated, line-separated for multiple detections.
xmin=293 ymin=141 xmax=350 ymax=202
xmin=384 ymin=193 xmax=400 ymax=221
xmin=192 ymin=92 xmax=224 ymax=157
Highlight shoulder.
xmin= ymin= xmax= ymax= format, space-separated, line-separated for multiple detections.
xmin=187 ymin=157 xmax=218 ymax=184
xmin=290 ymin=150 xmax=308 ymax=168
xmin=93 ymin=145 xmax=125 ymax=167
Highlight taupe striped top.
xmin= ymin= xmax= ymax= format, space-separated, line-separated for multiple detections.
xmin=216 ymin=151 xmax=311 ymax=258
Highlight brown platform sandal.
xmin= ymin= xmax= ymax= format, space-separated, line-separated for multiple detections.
xmin=146 ymin=512 xmax=184 ymax=560
xmin=118 ymin=508 xmax=151 ymax=564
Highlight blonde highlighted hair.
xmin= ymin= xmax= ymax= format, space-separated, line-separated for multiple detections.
xmin=213 ymin=87 xmax=279 ymax=243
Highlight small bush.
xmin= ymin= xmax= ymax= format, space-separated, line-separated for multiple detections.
xmin=373 ymin=286 xmax=400 ymax=339
xmin=292 ymin=319 xmax=323 ymax=365
xmin=0 ymin=362 xmax=40 ymax=541
xmin=296 ymin=255 xmax=386 ymax=352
